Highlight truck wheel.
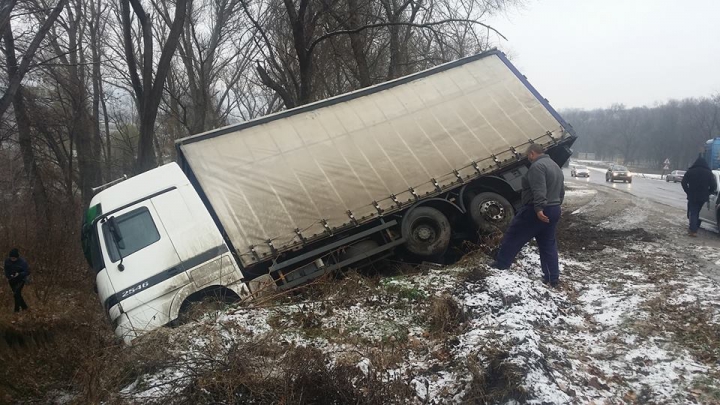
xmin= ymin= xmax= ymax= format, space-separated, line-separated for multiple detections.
xmin=469 ymin=192 xmax=514 ymax=233
xmin=402 ymin=207 xmax=451 ymax=257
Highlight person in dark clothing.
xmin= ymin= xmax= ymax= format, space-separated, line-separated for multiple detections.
xmin=4 ymin=248 xmax=29 ymax=312
xmin=491 ymin=144 xmax=565 ymax=287
xmin=681 ymin=157 xmax=717 ymax=237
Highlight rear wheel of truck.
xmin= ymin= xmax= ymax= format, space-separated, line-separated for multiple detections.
xmin=470 ymin=192 xmax=514 ymax=233
xmin=402 ymin=207 xmax=451 ymax=257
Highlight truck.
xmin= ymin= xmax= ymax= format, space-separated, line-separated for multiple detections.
xmin=81 ymin=50 xmax=577 ymax=343
xmin=704 ymin=138 xmax=720 ymax=170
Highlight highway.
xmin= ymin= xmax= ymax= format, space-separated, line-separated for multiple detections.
xmin=564 ymin=166 xmax=688 ymax=210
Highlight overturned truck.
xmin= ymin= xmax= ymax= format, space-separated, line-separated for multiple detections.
xmin=81 ymin=50 xmax=577 ymax=343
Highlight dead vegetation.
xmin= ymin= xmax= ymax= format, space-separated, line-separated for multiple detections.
xmin=465 ymin=350 xmax=526 ymax=404
xmin=92 ymin=323 xmax=417 ymax=404
xmin=556 ymin=214 xmax=657 ymax=253
xmin=426 ymin=294 xmax=467 ymax=337
xmin=3 ymin=206 xmax=719 ymax=404
xmin=0 ymin=224 xmax=123 ymax=404
xmin=640 ymin=298 xmax=720 ymax=364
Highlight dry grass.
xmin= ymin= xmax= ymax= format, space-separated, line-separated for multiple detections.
xmin=99 ymin=326 xmax=415 ymax=405
xmin=464 ymin=350 xmax=526 ymax=404
xmin=639 ymin=297 xmax=720 ymax=364
xmin=426 ymin=294 xmax=467 ymax=338
xmin=0 ymin=222 xmax=126 ymax=404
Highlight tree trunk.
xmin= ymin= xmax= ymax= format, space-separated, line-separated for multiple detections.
xmin=346 ymin=0 xmax=371 ymax=87
xmin=90 ymin=0 xmax=104 ymax=184
xmin=122 ymin=0 xmax=188 ymax=173
xmin=4 ymin=24 xmax=51 ymax=238
xmin=137 ymin=115 xmax=158 ymax=172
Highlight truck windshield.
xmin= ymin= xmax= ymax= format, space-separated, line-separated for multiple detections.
xmin=102 ymin=207 xmax=161 ymax=262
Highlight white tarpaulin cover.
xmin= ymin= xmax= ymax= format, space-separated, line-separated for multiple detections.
xmin=178 ymin=51 xmax=568 ymax=267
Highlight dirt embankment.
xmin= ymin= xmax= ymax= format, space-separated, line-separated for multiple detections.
xmin=4 ymin=182 xmax=720 ymax=404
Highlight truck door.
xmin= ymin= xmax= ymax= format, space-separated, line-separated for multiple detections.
xmin=700 ymin=172 xmax=720 ymax=226
xmin=98 ymin=200 xmax=186 ymax=324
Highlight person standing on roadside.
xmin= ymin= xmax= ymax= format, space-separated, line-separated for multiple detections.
xmin=681 ymin=156 xmax=717 ymax=237
xmin=4 ymin=248 xmax=29 ymax=312
xmin=491 ymin=144 xmax=565 ymax=287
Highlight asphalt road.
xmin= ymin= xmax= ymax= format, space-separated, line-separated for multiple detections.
xmin=564 ymin=166 xmax=688 ymax=210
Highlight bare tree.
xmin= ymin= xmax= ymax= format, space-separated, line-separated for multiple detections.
xmin=157 ymin=0 xmax=258 ymax=136
xmin=564 ymin=95 xmax=720 ymax=170
xmin=3 ymin=21 xmax=52 ymax=237
xmin=120 ymin=0 xmax=189 ymax=172
xmin=248 ymin=0 xmax=507 ymax=108
xmin=0 ymin=0 xmax=68 ymax=120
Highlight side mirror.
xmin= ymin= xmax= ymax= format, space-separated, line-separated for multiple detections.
xmin=107 ymin=216 xmax=124 ymax=247
xmin=107 ymin=216 xmax=126 ymax=271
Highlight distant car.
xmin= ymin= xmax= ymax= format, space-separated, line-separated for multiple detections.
xmin=606 ymin=165 xmax=632 ymax=183
xmin=571 ymin=165 xmax=590 ymax=178
xmin=666 ymin=170 xmax=685 ymax=183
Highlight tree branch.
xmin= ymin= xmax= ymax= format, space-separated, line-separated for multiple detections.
xmin=256 ymin=61 xmax=295 ymax=109
xmin=308 ymin=18 xmax=506 ymax=56
xmin=0 ymin=0 xmax=16 ymax=35
xmin=120 ymin=0 xmax=143 ymax=105
xmin=0 ymin=0 xmax=68 ymax=120
xmin=149 ymin=0 xmax=188 ymax=114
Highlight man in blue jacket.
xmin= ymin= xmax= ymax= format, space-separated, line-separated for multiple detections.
xmin=4 ymin=248 xmax=29 ymax=312
xmin=681 ymin=156 xmax=717 ymax=237
xmin=491 ymin=144 xmax=565 ymax=287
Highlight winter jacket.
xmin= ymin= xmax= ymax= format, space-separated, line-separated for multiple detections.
xmin=4 ymin=257 xmax=29 ymax=282
xmin=521 ymin=154 xmax=565 ymax=213
xmin=681 ymin=157 xmax=717 ymax=203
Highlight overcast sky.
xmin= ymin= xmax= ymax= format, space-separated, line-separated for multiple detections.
xmin=488 ymin=0 xmax=720 ymax=110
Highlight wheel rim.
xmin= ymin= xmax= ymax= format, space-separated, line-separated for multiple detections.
xmin=411 ymin=218 xmax=439 ymax=245
xmin=479 ymin=200 xmax=506 ymax=223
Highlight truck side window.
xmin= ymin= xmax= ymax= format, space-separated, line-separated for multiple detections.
xmin=102 ymin=207 xmax=161 ymax=262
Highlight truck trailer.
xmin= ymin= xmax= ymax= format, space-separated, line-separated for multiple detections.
xmin=81 ymin=50 xmax=577 ymax=343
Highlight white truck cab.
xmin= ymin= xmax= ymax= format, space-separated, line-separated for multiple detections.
xmin=81 ymin=163 xmax=250 ymax=344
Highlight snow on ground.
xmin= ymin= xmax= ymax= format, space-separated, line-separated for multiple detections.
xmin=119 ymin=236 xmax=720 ymax=404
xmin=564 ymin=188 xmax=597 ymax=198
xmin=116 ymin=186 xmax=720 ymax=404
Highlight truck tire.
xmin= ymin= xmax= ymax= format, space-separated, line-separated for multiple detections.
xmin=469 ymin=192 xmax=514 ymax=233
xmin=402 ymin=207 xmax=451 ymax=257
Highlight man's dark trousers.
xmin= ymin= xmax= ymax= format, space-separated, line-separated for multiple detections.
xmin=9 ymin=279 xmax=28 ymax=312
xmin=687 ymin=200 xmax=704 ymax=233
xmin=495 ymin=205 xmax=562 ymax=282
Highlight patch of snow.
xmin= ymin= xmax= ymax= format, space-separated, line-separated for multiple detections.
xmin=565 ymin=189 xmax=597 ymax=198
xmin=118 ymin=234 xmax=720 ymax=404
